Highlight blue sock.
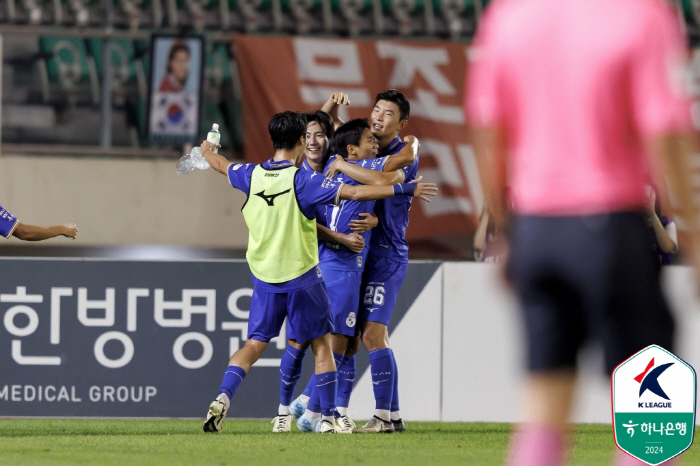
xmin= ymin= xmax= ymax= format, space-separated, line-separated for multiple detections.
xmin=368 ymin=348 xmax=394 ymax=410
xmin=390 ymin=349 xmax=400 ymax=413
xmin=315 ymin=370 xmax=338 ymax=417
xmin=337 ymin=355 xmax=356 ymax=409
xmin=279 ymin=345 xmax=307 ymax=406
xmin=307 ymin=353 xmax=342 ymax=413
xmin=219 ymin=365 xmax=247 ymax=399
xmin=302 ymin=374 xmax=316 ymax=398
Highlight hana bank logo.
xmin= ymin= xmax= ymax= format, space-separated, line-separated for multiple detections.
xmin=635 ymin=358 xmax=674 ymax=408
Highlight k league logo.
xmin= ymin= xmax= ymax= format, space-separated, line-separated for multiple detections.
xmin=612 ymin=345 xmax=696 ymax=465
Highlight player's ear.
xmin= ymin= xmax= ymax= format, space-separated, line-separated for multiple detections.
xmin=398 ymin=119 xmax=408 ymax=132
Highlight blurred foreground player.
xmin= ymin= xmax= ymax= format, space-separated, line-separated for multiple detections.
xmin=196 ymin=111 xmax=437 ymax=434
xmin=466 ymin=1 xmax=700 ymax=465
xmin=0 ymin=205 xmax=77 ymax=241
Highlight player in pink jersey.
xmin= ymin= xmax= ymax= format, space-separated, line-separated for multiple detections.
xmin=466 ymin=1 xmax=700 ymax=465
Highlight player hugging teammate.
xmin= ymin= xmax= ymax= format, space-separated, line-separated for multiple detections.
xmin=279 ymin=89 xmax=422 ymax=433
xmin=194 ymin=101 xmax=436 ymax=434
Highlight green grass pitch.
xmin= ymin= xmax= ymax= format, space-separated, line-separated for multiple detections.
xmin=0 ymin=419 xmax=696 ymax=465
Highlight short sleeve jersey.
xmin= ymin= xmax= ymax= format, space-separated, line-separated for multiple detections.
xmin=227 ymin=159 xmax=342 ymax=291
xmin=0 ymin=205 xmax=19 ymax=239
xmin=368 ymin=137 xmax=419 ymax=263
xmin=319 ymin=154 xmax=388 ymax=271
xmin=465 ymin=0 xmax=693 ymax=216
xmin=300 ymin=158 xmax=328 ymax=227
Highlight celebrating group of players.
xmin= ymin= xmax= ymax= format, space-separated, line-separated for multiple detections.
xmin=198 ymin=89 xmax=437 ymax=434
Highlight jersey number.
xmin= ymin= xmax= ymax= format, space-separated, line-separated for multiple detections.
xmin=364 ymin=285 xmax=385 ymax=306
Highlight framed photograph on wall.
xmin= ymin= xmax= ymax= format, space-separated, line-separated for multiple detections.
xmin=146 ymin=35 xmax=205 ymax=145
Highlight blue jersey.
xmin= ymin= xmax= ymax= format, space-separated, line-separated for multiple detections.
xmin=300 ymin=158 xmax=327 ymax=227
xmin=0 ymin=205 xmax=19 ymax=239
xmin=227 ymin=159 xmax=341 ymax=291
xmin=319 ymin=155 xmax=388 ymax=272
xmin=369 ymin=137 xmax=419 ymax=263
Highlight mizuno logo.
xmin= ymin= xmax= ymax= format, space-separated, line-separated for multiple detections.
xmin=372 ymin=379 xmax=389 ymax=385
xmin=281 ymin=380 xmax=294 ymax=386
xmin=343 ymin=378 xmax=355 ymax=383
xmin=367 ymin=308 xmax=378 ymax=313
xmin=255 ymin=188 xmax=291 ymax=206
xmin=635 ymin=358 xmax=674 ymax=400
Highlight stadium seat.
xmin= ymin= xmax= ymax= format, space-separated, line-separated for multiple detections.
xmin=87 ymin=39 xmax=138 ymax=88
xmin=331 ymin=0 xmax=374 ymax=36
xmin=38 ymin=36 xmax=99 ymax=105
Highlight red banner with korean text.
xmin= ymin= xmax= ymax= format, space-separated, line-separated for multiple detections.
xmin=233 ymin=35 xmax=480 ymax=240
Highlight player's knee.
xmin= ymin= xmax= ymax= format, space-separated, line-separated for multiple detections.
xmin=361 ymin=330 xmax=386 ymax=352
xmin=345 ymin=336 xmax=360 ymax=356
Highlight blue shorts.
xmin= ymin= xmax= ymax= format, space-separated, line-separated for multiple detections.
xmin=249 ymin=281 xmax=334 ymax=344
xmin=323 ymin=268 xmax=362 ymax=337
xmin=359 ymin=255 xmax=408 ymax=327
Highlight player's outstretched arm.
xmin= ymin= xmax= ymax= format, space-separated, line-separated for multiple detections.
xmin=383 ymin=135 xmax=420 ymax=173
xmin=326 ymin=156 xmax=404 ymax=186
xmin=339 ymin=177 xmax=437 ymax=202
xmin=317 ymin=224 xmax=365 ymax=253
xmin=13 ymin=223 xmax=78 ymax=241
xmin=321 ymin=92 xmax=349 ymax=129
xmin=199 ymin=141 xmax=230 ymax=175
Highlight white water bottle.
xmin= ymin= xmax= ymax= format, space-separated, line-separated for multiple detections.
xmin=207 ymin=123 xmax=220 ymax=153
xmin=176 ymin=123 xmax=220 ymax=174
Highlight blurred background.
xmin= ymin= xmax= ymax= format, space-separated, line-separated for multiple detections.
xmin=2 ymin=0 xmax=700 ymax=260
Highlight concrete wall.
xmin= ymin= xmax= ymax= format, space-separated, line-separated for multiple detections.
xmin=350 ymin=263 xmax=700 ymax=424
xmin=0 ymin=155 xmax=248 ymax=248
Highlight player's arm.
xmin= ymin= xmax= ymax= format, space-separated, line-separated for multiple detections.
xmin=321 ymin=92 xmax=349 ymax=129
xmin=382 ymin=136 xmax=420 ymax=173
xmin=337 ymin=177 xmax=437 ymax=202
xmin=473 ymin=197 xmax=492 ymax=259
xmin=647 ymin=191 xmax=678 ymax=253
xmin=472 ymin=125 xmax=509 ymax=229
xmin=326 ymin=157 xmax=403 ymax=186
xmin=199 ymin=141 xmax=230 ymax=175
xmin=653 ymin=133 xmax=700 ymax=262
xmin=13 ymin=223 xmax=78 ymax=241
xmin=317 ymin=224 xmax=365 ymax=253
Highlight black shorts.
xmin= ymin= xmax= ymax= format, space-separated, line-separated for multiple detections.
xmin=509 ymin=212 xmax=674 ymax=375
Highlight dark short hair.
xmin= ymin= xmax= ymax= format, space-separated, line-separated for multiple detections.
xmin=167 ymin=41 xmax=190 ymax=74
xmin=330 ymin=118 xmax=370 ymax=159
xmin=374 ymin=89 xmax=410 ymax=121
xmin=268 ymin=111 xmax=306 ymax=151
xmin=305 ymin=110 xmax=334 ymax=140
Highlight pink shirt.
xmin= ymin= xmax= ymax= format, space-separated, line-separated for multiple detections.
xmin=466 ymin=0 xmax=692 ymax=216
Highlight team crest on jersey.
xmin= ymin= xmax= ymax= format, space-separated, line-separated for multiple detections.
xmin=346 ymin=312 xmax=356 ymax=328
xmin=357 ymin=256 xmax=363 ymax=268
xmin=316 ymin=267 xmax=322 ymax=278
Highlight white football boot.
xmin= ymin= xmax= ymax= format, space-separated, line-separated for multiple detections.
xmin=353 ymin=416 xmax=395 ymax=433
xmin=203 ymin=393 xmax=230 ymax=433
xmin=335 ymin=415 xmax=355 ymax=434
xmin=316 ymin=419 xmax=337 ymax=434
xmin=271 ymin=414 xmax=293 ymax=432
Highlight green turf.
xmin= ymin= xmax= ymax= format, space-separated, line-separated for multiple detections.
xmin=0 ymin=420 xmax=696 ymax=465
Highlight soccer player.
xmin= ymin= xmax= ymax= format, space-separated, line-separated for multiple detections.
xmin=274 ymin=110 xmax=370 ymax=432
xmin=0 ymin=205 xmax=77 ymax=241
xmin=292 ymin=119 xmax=419 ymax=433
xmin=466 ymin=1 xmax=700 ymax=465
xmin=324 ymin=89 xmax=416 ymax=433
xmin=196 ymin=111 xmax=436 ymax=434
